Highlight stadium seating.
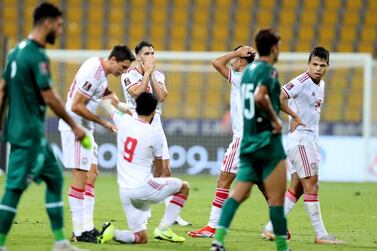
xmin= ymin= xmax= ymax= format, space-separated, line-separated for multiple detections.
xmin=1 ymin=0 xmax=375 ymax=122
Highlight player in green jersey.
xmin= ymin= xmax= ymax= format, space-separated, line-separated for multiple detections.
xmin=0 ymin=3 xmax=88 ymax=251
xmin=211 ymin=28 xmax=290 ymax=251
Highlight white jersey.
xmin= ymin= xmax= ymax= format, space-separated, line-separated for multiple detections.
xmin=228 ymin=69 xmax=243 ymax=136
xmin=58 ymin=57 xmax=108 ymax=131
xmin=282 ymin=72 xmax=325 ymax=149
xmin=121 ymin=68 xmax=165 ymax=114
xmin=111 ymin=111 xmax=163 ymax=189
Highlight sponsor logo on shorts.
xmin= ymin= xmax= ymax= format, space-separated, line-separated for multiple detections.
xmin=310 ymin=163 xmax=317 ymax=169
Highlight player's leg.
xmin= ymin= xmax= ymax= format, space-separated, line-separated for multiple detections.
xmin=262 ymin=160 xmax=303 ymax=240
xmin=296 ymin=144 xmax=344 ymax=244
xmin=111 ymin=188 xmax=149 ymax=244
xmin=61 ymin=131 xmax=95 ymax=242
xmin=263 ymin=159 xmax=289 ymax=251
xmin=40 ymin=145 xmax=88 ymax=251
xmin=84 ymin=151 xmax=99 ymax=235
xmin=0 ymin=145 xmax=32 ymax=249
xmin=189 ymin=136 xmax=240 ymax=238
xmin=211 ymin=155 xmax=255 ymax=251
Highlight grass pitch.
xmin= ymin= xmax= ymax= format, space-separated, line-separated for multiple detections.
xmin=0 ymin=174 xmax=376 ymax=251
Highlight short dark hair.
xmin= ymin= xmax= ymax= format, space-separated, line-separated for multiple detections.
xmin=254 ymin=28 xmax=281 ymax=56
xmin=309 ymin=46 xmax=330 ymax=65
xmin=33 ymin=2 xmax=62 ymax=26
xmin=233 ymin=45 xmax=255 ymax=63
xmin=136 ymin=92 xmax=158 ymax=116
xmin=108 ymin=45 xmax=136 ymax=62
xmin=135 ymin=40 xmax=154 ymax=55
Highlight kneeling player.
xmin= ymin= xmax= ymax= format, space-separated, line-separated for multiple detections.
xmin=99 ymin=92 xmax=189 ymax=244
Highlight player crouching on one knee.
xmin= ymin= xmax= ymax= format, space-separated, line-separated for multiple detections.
xmin=97 ymin=92 xmax=189 ymax=244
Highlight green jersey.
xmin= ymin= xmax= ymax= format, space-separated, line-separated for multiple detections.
xmin=2 ymin=39 xmax=52 ymax=147
xmin=240 ymin=60 xmax=281 ymax=155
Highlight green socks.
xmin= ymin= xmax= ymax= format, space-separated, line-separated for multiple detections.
xmin=214 ymin=197 xmax=240 ymax=244
xmin=0 ymin=189 xmax=22 ymax=245
xmin=270 ymin=206 xmax=288 ymax=251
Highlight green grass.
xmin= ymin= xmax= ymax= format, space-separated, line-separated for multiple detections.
xmin=0 ymin=174 xmax=377 ymax=251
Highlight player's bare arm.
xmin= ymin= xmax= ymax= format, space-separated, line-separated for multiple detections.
xmin=150 ymin=73 xmax=167 ymax=102
xmin=71 ymin=90 xmax=117 ymax=132
xmin=40 ymin=88 xmax=86 ymax=140
xmin=212 ymin=46 xmax=255 ymax=79
xmin=0 ymin=78 xmax=7 ymax=129
xmin=254 ymin=85 xmax=282 ymax=134
xmin=152 ymin=158 xmax=164 ymax=177
xmin=280 ymin=90 xmax=305 ymax=132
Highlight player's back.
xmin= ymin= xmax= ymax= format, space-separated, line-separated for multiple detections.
xmin=112 ymin=112 xmax=163 ymax=188
xmin=240 ymin=60 xmax=281 ymax=154
xmin=2 ymin=39 xmax=50 ymax=146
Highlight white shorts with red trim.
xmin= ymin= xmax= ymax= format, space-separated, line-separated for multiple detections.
xmin=220 ymin=136 xmax=241 ymax=174
xmin=287 ymin=143 xmax=319 ymax=179
xmin=119 ymin=177 xmax=182 ymax=232
xmin=60 ymin=130 xmax=98 ymax=171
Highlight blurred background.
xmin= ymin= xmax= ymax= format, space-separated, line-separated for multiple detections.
xmin=0 ymin=0 xmax=376 ymax=181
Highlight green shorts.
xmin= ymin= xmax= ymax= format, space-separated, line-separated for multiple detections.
xmin=237 ymin=134 xmax=286 ymax=183
xmin=6 ymin=138 xmax=63 ymax=190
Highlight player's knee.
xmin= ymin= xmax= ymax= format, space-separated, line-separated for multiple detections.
xmin=179 ymin=181 xmax=190 ymax=195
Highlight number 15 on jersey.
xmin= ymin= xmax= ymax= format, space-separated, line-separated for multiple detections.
xmin=242 ymin=83 xmax=255 ymax=119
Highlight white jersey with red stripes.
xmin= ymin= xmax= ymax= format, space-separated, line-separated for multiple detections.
xmin=282 ymin=72 xmax=325 ymax=149
xmin=58 ymin=57 xmax=108 ymax=131
xmin=121 ymin=68 xmax=165 ymax=114
xmin=111 ymin=111 xmax=163 ymax=189
xmin=227 ymin=69 xmax=243 ymax=137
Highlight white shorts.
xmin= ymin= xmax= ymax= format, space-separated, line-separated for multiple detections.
xmin=60 ymin=130 xmax=98 ymax=171
xmin=220 ymin=136 xmax=241 ymax=174
xmin=119 ymin=177 xmax=182 ymax=232
xmin=287 ymin=143 xmax=319 ymax=179
xmin=132 ymin=111 xmax=169 ymax=160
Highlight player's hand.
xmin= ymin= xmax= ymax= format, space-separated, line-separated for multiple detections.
xmin=289 ymin=116 xmax=306 ymax=133
xmin=143 ymin=57 xmax=155 ymax=74
xmin=72 ymin=125 xmax=86 ymax=141
xmin=237 ymin=45 xmax=256 ymax=58
xmin=103 ymin=121 xmax=118 ymax=133
xmin=271 ymin=118 xmax=283 ymax=134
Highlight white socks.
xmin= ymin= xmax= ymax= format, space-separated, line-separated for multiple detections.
xmin=160 ymin=194 xmax=187 ymax=228
xmin=84 ymin=184 xmax=95 ymax=231
xmin=208 ymin=188 xmax=229 ymax=228
xmin=304 ymin=193 xmax=328 ymax=238
xmin=113 ymin=229 xmax=139 ymax=243
xmin=68 ymin=186 xmax=85 ymax=236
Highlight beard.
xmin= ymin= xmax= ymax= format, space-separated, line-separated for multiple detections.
xmin=46 ymin=31 xmax=56 ymax=44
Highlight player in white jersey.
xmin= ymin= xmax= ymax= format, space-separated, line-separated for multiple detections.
xmin=98 ymin=92 xmax=189 ymax=244
xmin=121 ymin=40 xmax=190 ymax=226
xmin=261 ymin=47 xmax=345 ymax=244
xmin=58 ymin=45 xmax=135 ymax=242
xmin=188 ymin=46 xmax=256 ymax=238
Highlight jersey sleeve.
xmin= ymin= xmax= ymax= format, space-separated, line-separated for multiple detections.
xmin=228 ymin=69 xmax=241 ymax=88
xmin=32 ymin=54 xmax=52 ymax=90
xmin=123 ymin=70 xmax=142 ymax=91
xmin=281 ymin=80 xmax=303 ymax=99
xmin=152 ymin=131 xmax=164 ymax=158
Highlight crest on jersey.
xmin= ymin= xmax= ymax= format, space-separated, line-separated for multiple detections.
xmin=83 ymin=81 xmax=92 ymax=91
xmin=286 ymin=82 xmax=295 ymax=90
xmin=39 ymin=62 xmax=49 ymax=75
